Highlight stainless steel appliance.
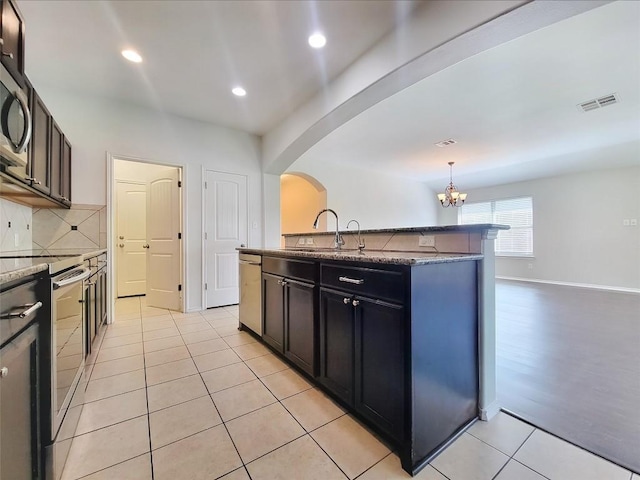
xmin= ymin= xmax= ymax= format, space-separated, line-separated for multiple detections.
xmin=239 ymin=253 xmax=262 ymax=335
xmin=0 ymin=252 xmax=89 ymax=480
xmin=1 ymin=276 xmax=44 ymax=480
xmin=48 ymin=259 xmax=90 ymax=480
xmin=0 ymin=62 xmax=31 ymax=177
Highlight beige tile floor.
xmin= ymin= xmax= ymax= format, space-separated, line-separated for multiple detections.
xmin=60 ymin=297 xmax=638 ymax=480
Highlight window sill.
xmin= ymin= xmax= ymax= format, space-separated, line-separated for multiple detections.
xmin=496 ymin=254 xmax=535 ymax=259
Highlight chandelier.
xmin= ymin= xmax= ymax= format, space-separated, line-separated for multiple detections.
xmin=437 ymin=161 xmax=467 ymax=207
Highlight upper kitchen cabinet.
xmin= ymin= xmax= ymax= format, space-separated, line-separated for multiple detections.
xmin=29 ymin=89 xmax=51 ymax=196
xmin=0 ymin=0 xmax=25 ymax=86
xmin=50 ymin=119 xmax=71 ymax=205
xmin=61 ymin=137 xmax=71 ymax=204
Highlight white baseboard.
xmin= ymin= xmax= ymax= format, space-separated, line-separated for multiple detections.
xmin=479 ymin=400 xmax=501 ymax=421
xmin=496 ymin=276 xmax=640 ymax=294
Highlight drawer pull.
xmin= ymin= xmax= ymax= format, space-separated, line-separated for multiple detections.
xmin=3 ymin=302 xmax=43 ymax=319
xmin=338 ymin=276 xmax=364 ymax=285
xmin=0 ymin=367 xmax=8 ymax=378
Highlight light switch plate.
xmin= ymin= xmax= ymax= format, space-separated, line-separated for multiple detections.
xmin=297 ymin=237 xmax=305 ymax=245
xmin=418 ymin=235 xmax=435 ymax=247
xmin=305 ymin=237 xmax=314 ymax=245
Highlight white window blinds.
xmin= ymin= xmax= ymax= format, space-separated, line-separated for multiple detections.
xmin=459 ymin=197 xmax=533 ymax=256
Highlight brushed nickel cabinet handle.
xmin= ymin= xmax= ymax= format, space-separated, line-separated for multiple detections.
xmin=338 ymin=276 xmax=364 ymax=285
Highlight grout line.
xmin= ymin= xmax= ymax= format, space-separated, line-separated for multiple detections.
xmin=75 ymin=453 xmax=150 ymax=480
xmin=135 ymin=298 xmax=156 ymax=480
xmin=508 ymin=458 xmax=553 ymax=480
xmin=511 ymin=427 xmax=536 ymax=459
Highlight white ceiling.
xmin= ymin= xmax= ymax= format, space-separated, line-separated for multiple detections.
xmin=17 ymin=1 xmax=640 ymax=189
xmin=292 ymin=0 xmax=640 ymax=189
xmin=18 ymin=0 xmax=420 ymax=135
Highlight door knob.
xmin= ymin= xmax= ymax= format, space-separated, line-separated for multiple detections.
xmin=240 ymin=243 xmax=246 ymax=248
xmin=119 ymin=236 xmax=124 ymax=239
xmin=143 ymin=244 xmax=150 ymax=249
xmin=119 ymin=243 xmax=124 ymax=248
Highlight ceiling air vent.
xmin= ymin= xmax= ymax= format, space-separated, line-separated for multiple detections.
xmin=435 ymin=138 xmax=457 ymax=147
xmin=578 ymin=93 xmax=619 ymax=112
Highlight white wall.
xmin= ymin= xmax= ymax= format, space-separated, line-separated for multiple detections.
xmin=286 ymin=159 xmax=438 ymax=231
xmin=438 ymin=166 xmax=640 ymax=290
xmin=37 ymin=86 xmax=263 ymax=311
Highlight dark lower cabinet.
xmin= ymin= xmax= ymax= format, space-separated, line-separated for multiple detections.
xmin=262 ymin=270 xmax=316 ymax=376
xmin=318 ymin=288 xmax=354 ymax=405
xmin=319 ymin=287 xmax=404 ymax=441
xmin=262 ymin=272 xmax=284 ymax=352
xmin=283 ymin=279 xmax=315 ymax=373
xmin=355 ymin=297 xmax=404 ymax=441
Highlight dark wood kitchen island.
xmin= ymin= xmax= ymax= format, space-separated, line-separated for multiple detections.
xmin=239 ymin=224 xmax=507 ymax=475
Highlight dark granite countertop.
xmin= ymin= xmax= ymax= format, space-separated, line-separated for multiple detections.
xmin=0 ymin=259 xmax=49 ymax=284
xmin=281 ymin=223 xmax=509 ymax=237
xmin=0 ymin=248 xmax=107 ymax=285
xmin=239 ymin=248 xmax=482 ymax=266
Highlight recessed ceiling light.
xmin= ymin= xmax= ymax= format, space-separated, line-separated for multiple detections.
xmin=308 ymin=33 xmax=326 ymax=49
xmin=121 ymin=49 xmax=142 ymax=63
xmin=232 ymin=87 xmax=247 ymax=97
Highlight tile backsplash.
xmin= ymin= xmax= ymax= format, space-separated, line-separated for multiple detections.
xmin=0 ymin=198 xmax=33 ymax=252
xmin=33 ymin=204 xmax=107 ymax=251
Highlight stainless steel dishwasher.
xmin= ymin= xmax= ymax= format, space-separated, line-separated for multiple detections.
xmin=239 ymin=253 xmax=262 ymax=336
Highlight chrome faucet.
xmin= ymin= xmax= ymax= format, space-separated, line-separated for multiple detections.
xmin=313 ymin=209 xmax=344 ymax=249
xmin=347 ymin=219 xmax=365 ymax=253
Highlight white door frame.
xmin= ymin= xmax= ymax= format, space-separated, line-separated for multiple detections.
xmin=201 ymin=167 xmax=250 ymax=309
xmin=107 ymin=153 xmax=187 ymax=322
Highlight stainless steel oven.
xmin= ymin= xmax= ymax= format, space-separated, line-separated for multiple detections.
xmin=47 ymin=263 xmax=90 ymax=479
xmin=0 ymin=63 xmax=31 ymax=178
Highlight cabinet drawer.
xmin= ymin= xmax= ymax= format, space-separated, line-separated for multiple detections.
xmin=321 ymin=264 xmax=404 ymax=303
xmin=262 ymin=256 xmax=317 ymax=282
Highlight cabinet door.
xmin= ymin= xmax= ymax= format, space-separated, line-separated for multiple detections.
xmin=0 ymin=324 xmax=40 ymax=480
xmin=49 ymin=121 xmax=63 ymax=200
xmin=318 ymin=288 xmax=354 ymax=406
xmin=262 ymin=273 xmax=284 ymax=352
xmin=284 ymin=279 xmax=315 ymax=376
xmin=61 ymin=138 xmax=71 ymax=204
xmin=0 ymin=0 xmax=26 ymax=84
xmin=99 ymin=268 xmax=107 ymax=324
xmin=29 ymin=93 xmax=51 ymax=195
xmin=355 ymin=297 xmax=405 ymax=441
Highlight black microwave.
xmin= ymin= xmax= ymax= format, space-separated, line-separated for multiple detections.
xmin=0 ymin=63 xmax=31 ymax=177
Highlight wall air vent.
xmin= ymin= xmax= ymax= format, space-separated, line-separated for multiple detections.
xmin=578 ymin=93 xmax=619 ymax=112
xmin=435 ymin=138 xmax=457 ymax=148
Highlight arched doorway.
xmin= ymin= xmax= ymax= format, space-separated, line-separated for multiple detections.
xmin=280 ymin=173 xmax=327 ymax=239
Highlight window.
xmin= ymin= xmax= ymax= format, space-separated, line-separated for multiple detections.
xmin=459 ymin=197 xmax=533 ymax=256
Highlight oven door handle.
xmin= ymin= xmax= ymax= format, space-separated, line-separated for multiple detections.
xmin=52 ymin=268 xmax=92 ymax=290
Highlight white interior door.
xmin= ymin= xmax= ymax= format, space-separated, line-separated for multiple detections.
xmin=116 ymin=181 xmax=147 ymax=297
xmin=146 ymin=167 xmax=182 ymax=311
xmin=205 ymin=171 xmax=247 ymax=308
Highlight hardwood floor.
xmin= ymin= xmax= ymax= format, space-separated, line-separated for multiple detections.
xmin=496 ymin=279 xmax=640 ymax=473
